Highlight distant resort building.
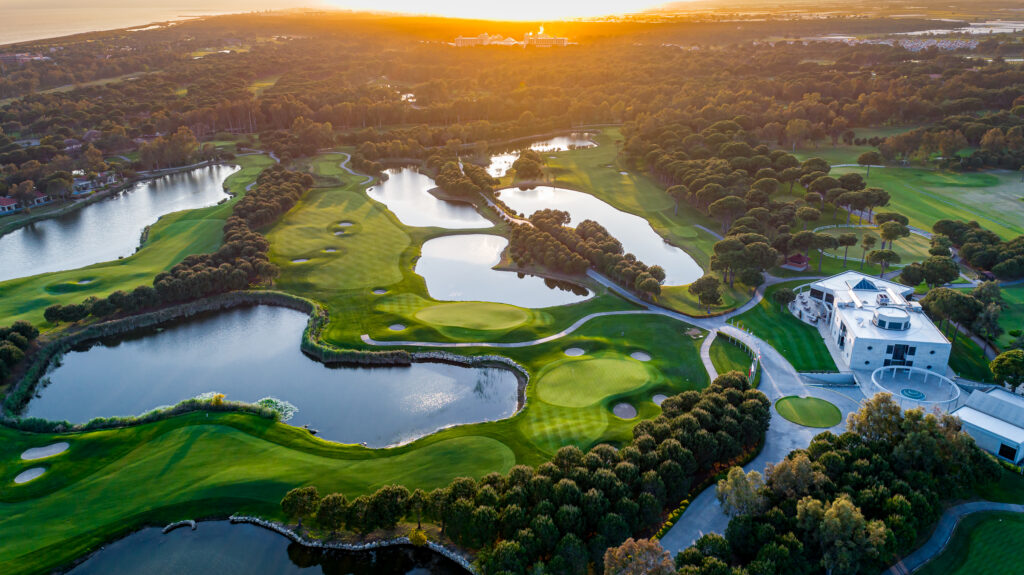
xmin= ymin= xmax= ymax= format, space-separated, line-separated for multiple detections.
xmin=952 ymin=388 xmax=1024 ymax=464
xmin=453 ymin=28 xmax=568 ymax=48
xmin=72 ymin=171 xmax=119 ymax=195
xmin=791 ymin=271 xmax=951 ymax=374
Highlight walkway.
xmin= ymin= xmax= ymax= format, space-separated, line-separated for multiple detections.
xmin=700 ymin=330 xmax=720 ymax=381
xmin=882 ymin=501 xmax=1024 ymax=575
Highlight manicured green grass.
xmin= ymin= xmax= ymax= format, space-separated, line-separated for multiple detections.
xmin=709 ymin=336 xmax=753 ymax=376
xmin=536 ymin=355 xmax=652 ymax=407
xmin=733 ymin=282 xmax=838 ymax=372
xmin=414 ymin=301 xmax=531 ymax=330
xmin=656 ymin=282 xmax=751 ymax=316
xmin=997 ymin=286 xmax=1024 ymax=350
xmin=976 ymin=468 xmax=1024 ymax=504
xmin=948 ymin=333 xmax=995 ymax=383
xmin=819 ymin=225 xmax=932 ymax=265
xmin=916 ymin=511 xmax=1024 ymax=575
xmin=774 ymin=396 xmax=841 ymax=428
xmin=830 ymin=166 xmax=1024 ymax=240
xmin=0 ymin=155 xmax=274 ymax=326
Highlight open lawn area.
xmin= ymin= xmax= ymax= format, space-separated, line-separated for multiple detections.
xmin=0 ymin=155 xmax=274 ymax=327
xmin=916 ymin=511 xmax=1024 ymax=575
xmin=830 ymin=166 xmax=1024 ymax=240
xmin=732 ymin=281 xmax=838 ymax=372
xmin=709 ymin=335 xmax=753 ymax=376
xmin=819 ymin=225 xmax=932 ymax=265
xmin=997 ymin=285 xmax=1024 ymax=350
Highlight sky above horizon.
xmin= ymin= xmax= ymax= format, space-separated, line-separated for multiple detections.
xmin=323 ymin=0 xmax=662 ymax=20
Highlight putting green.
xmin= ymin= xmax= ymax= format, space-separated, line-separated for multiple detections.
xmin=414 ymin=302 xmax=531 ymax=330
xmin=775 ymin=396 xmax=842 ymax=428
xmin=537 ymin=357 xmax=651 ymax=408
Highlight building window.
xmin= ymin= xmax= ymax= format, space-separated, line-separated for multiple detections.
xmin=810 ymin=288 xmax=823 ymax=300
xmin=886 ymin=345 xmax=894 ymax=354
xmin=927 ymin=365 xmax=932 ymax=370
xmin=884 ymin=359 xmax=891 ymax=366
xmin=908 ymin=347 xmax=916 ymax=356
xmin=930 ymin=350 xmax=935 ymax=355
xmin=867 ymin=346 xmax=873 ymax=350
xmin=877 ymin=320 xmax=887 ymax=329
xmin=999 ymin=443 xmax=1017 ymax=461
xmin=865 ymin=360 xmax=870 ymax=365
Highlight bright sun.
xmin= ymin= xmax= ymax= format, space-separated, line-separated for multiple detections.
xmin=321 ymin=0 xmax=658 ymax=21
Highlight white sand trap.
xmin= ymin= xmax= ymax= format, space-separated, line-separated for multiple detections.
xmin=338 ymin=221 xmax=354 ymax=227
xmin=21 ymin=442 xmax=69 ymax=461
xmin=564 ymin=347 xmax=585 ymax=357
xmin=323 ymin=248 xmax=337 ymax=253
xmin=619 ymin=171 xmax=629 ymax=175
xmin=613 ymin=403 xmax=637 ymax=419
xmin=373 ymin=288 xmax=388 ymax=295
xmin=652 ymin=394 xmax=668 ymax=406
xmin=76 ymin=279 xmax=94 ymax=285
xmin=334 ymin=230 xmax=346 ymax=236
xmin=14 ymin=468 xmax=45 ymax=484
xmin=630 ymin=351 xmax=652 ymax=362
xmin=389 ymin=324 xmax=406 ymax=331
xmin=291 ymin=258 xmax=309 ymax=263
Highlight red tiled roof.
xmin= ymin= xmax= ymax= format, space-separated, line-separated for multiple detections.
xmin=0 ymin=197 xmax=17 ymax=206
xmin=787 ymin=254 xmax=810 ymax=265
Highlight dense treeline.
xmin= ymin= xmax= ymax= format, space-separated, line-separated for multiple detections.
xmin=527 ymin=209 xmax=666 ymax=297
xmin=934 ymin=218 xmax=1024 ymax=279
xmin=280 ymin=372 xmax=771 ymax=574
xmin=0 ymin=321 xmax=40 ymax=384
xmin=677 ymin=394 xmax=1001 ymax=575
xmin=43 ymin=165 xmax=312 ymax=323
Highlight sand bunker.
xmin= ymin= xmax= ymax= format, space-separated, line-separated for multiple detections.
xmin=373 ymin=288 xmax=388 ymax=295
xmin=613 ymin=403 xmax=638 ymax=419
xmin=630 ymin=351 xmax=652 ymax=362
xmin=21 ymin=442 xmax=69 ymax=461
xmin=323 ymin=248 xmax=337 ymax=253
xmin=619 ymin=171 xmax=629 ymax=175
xmin=564 ymin=347 xmax=585 ymax=357
xmin=76 ymin=279 xmax=94 ymax=285
xmin=338 ymin=221 xmax=354 ymax=227
xmin=388 ymin=324 xmax=406 ymax=331
xmin=291 ymin=258 xmax=309 ymax=263
xmin=334 ymin=231 xmax=346 ymax=236
xmin=652 ymin=394 xmax=668 ymax=406
xmin=14 ymin=468 xmax=45 ymax=484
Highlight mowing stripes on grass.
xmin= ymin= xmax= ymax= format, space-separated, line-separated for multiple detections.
xmin=733 ymin=282 xmax=838 ymax=372
xmin=774 ymin=396 xmax=841 ymax=428
xmin=536 ymin=357 xmax=651 ymax=408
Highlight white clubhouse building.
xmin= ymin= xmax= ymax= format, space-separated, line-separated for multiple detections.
xmin=795 ymin=271 xmax=951 ymax=374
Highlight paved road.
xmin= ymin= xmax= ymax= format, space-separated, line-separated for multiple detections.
xmin=700 ymin=330 xmax=720 ymax=381
xmin=882 ymin=501 xmax=1024 ymax=575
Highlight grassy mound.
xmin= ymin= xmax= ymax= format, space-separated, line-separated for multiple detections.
xmin=709 ymin=337 xmax=751 ymax=376
xmin=917 ymin=511 xmax=1024 ymax=575
xmin=414 ymin=302 xmax=530 ymax=330
xmin=537 ymin=357 xmax=650 ymax=408
xmin=775 ymin=396 xmax=841 ymax=428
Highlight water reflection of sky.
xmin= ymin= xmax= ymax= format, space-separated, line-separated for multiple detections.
xmin=367 ymin=167 xmax=490 ymax=228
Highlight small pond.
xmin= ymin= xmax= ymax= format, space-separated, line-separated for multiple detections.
xmin=498 ymin=186 xmax=702 ymax=285
xmin=69 ymin=521 xmax=467 ymax=574
xmin=25 ymin=306 xmax=518 ymax=447
xmin=367 ymin=167 xmax=490 ymax=229
xmin=0 ymin=164 xmax=238 ymax=283
xmin=486 ymin=133 xmax=597 ymax=177
xmin=415 ymin=234 xmax=590 ymax=308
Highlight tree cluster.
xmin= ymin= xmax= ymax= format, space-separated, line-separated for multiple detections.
xmin=934 ymin=219 xmax=1024 ymax=279
xmin=280 ymin=372 xmax=770 ymax=574
xmin=678 ymin=394 xmax=1001 ymax=575
xmin=0 ymin=321 xmax=40 ymax=384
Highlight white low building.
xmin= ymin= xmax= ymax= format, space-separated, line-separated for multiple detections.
xmin=799 ymin=271 xmax=951 ymax=373
xmin=953 ymin=388 xmax=1024 ymax=464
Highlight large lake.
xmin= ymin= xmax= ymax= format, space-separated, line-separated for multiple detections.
xmin=366 ymin=167 xmax=490 ymax=229
xmin=486 ymin=133 xmax=596 ymax=177
xmin=498 ymin=186 xmax=702 ymax=285
xmin=25 ymin=306 xmax=518 ymax=447
xmin=0 ymin=164 xmax=237 ymax=283
xmin=416 ymin=234 xmax=590 ymax=308
xmin=69 ymin=521 xmax=466 ymax=574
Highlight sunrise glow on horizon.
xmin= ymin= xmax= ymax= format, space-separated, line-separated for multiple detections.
xmin=322 ymin=0 xmax=663 ymax=21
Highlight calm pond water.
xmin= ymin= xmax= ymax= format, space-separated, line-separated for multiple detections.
xmin=0 ymin=164 xmax=238 ymax=283
xmin=498 ymin=186 xmax=702 ymax=285
xmin=69 ymin=521 xmax=467 ymax=575
xmin=26 ymin=306 xmax=518 ymax=447
xmin=367 ymin=167 xmax=490 ymax=229
xmin=486 ymin=133 xmax=596 ymax=177
xmin=416 ymin=234 xmax=590 ymax=308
